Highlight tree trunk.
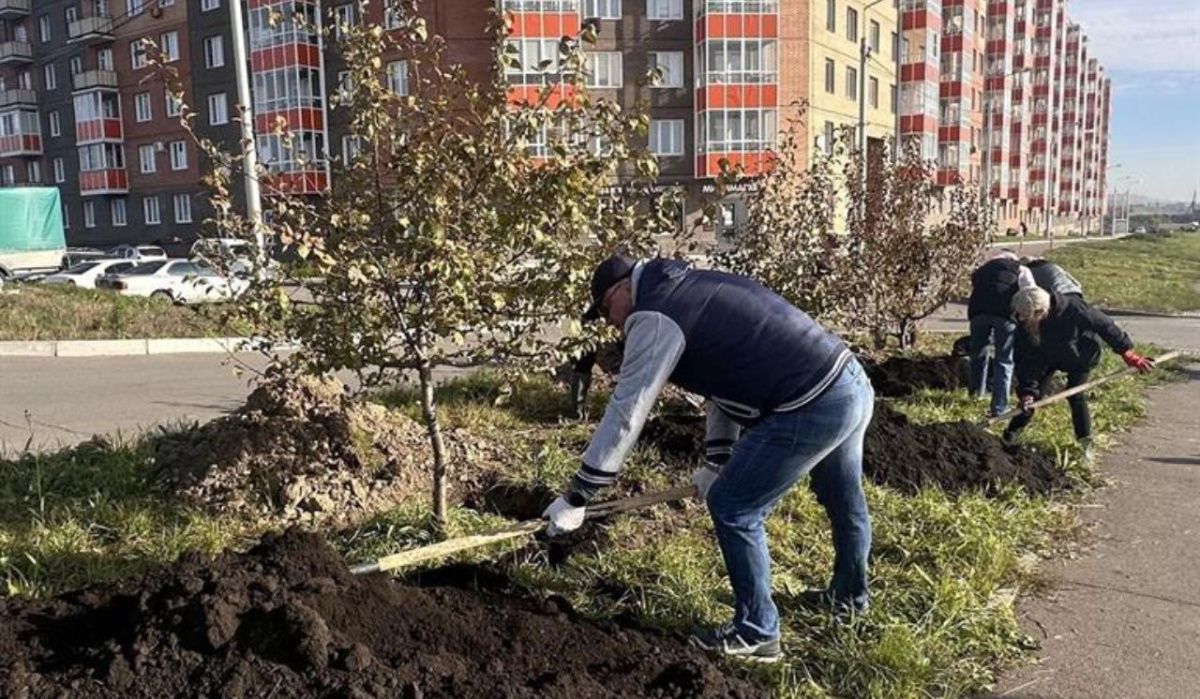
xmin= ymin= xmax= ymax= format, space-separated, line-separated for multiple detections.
xmin=417 ymin=363 xmax=449 ymax=534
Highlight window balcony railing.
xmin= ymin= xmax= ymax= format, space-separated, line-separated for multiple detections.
xmin=72 ymin=69 xmax=119 ymax=92
xmin=0 ymin=0 xmax=31 ymax=18
xmin=500 ymin=0 xmax=579 ymax=12
xmin=0 ymin=88 xmax=36 ymax=107
xmin=68 ymin=15 xmax=115 ymax=44
xmin=703 ymin=70 xmax=779 ymax=85
xmin=697 ymin=0 xmax=779 ymax=17
xmin=0 ymin=40 xmax=32 ymax=64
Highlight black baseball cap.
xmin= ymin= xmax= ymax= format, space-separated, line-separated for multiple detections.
xmin=582 ymin=254 xmax=636 ymax=321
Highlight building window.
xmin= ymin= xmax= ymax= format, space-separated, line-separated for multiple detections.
xmin=387 ymin=61 xmax=409 ymax=95
xmin=647 ymin=0 xmax=682 ymax=20
xmin=649 ymin=119 xmax=684 ymax=156
xmin=39 ymin=15 xmax=51 ymax=43
xmin=704 ymin=39 xmax=778 ymax=83
xmin=98 ymin=48 xmax=114 ymax=72
xmin=70 ymin=56 xmax=82 ymax=74
xmin=342 ymin=135 xmax=362 ymax=164
xmin=53 ymin=157 xmax=65 ymax=183
xmin=583 ymin=0 xmax=621 ymax=19
xmin=824 ymin=59 xmax=835 ymax=93
xmin=111 ymin=198 xmax=127 ymax=227
xmin=44 ymin=64 xmax=56 ymax=91
xmin=826 ymin=0 xmax=836 ymax=33
xmin=869 ymin=76 xmax=879 ymax=108
xmin=144 ymin=196 xmax=161 ymax=226
xmin=204 ymin=36 xmax=225 ymax=68
xmin=870 ymin=20 xmax=881 ymax=53
xmin=823 ymin=121 xmax=835 ymax=155
xmin=132 ymin=40 xmax=149 ymax=70
xmin=648 ymin=51 xmax=683 ymax=88
xmin=892 ymin=32 xmax=899 ymax=62
xmin=49 ymin=111 xmax=61 ymax=137
xmin=65 ymin=7 xmax=77 ymax=24
xmin=1 ymin=165 xmax=13 ymax=186
xmin=170 ymin=141 xmax=187 ymax=170
xmin=337 ymin=70 xmax=355 ymax=100
xmin=166 ymin=91 xmax=183 ymax=117
xmin=209 ymin=93 xmax=229 ymax=125
xmin=84 ymin=201 xmax=96 ymax=229
xmin=846 ymin=66 xmax=857 ymax=100
xmin=174 ymin=194 xmax=192 ymax=224
xmin=702 ymin=108 xmax=777 ymax=153
xmin=26 ymin=161 xmax=41 ymax=184
xmin=847 ymin=8 xmax=859 ymax=42
xmin=202 ymin=0 xmax=221 ymax=10
xmin=334 ymin=4 xmax=356 ymax=40
xmin=129 ymin=0 xmax=145 ymax=15
xmin=160 ymin=31 xmax=180 ymax=62
xmin=139 ymin=144 xmax=157 ymax=174
xmin=62 ymin=203 xmax=70 ymax=229
xmin=385 ymin=6 xmax=403 ymax=29
xmin=134 ymin=92 xmax=153 ymax=122
xmin=504 ymin=38 xmax=560 ymax=84
xmin=585 ymin=51 xmax=623 ymax=88
xmin=890 ymin=83 xmax=897 ymax=114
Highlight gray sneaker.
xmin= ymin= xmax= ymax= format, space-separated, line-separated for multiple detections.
xmin=689 ymin=622 xmax=782 ymax=663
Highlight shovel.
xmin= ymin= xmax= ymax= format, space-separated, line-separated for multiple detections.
xmin=982 ymin=350 xmax=1181 ymax=426
xmin=350 ymin=484 xmax=698 ymax=575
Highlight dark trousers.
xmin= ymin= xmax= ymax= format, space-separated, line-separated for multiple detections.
xmin=1005 ymin=369 xmax=1093 ymax=440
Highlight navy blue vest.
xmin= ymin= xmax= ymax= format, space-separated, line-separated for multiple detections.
xmin=634 ymin=259 xmax=850 ymax=420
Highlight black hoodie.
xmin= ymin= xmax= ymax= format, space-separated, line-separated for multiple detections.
xmin=1014 ymin=292 xmax=1134 ymax=396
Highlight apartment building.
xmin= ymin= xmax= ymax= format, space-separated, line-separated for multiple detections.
xmin=808 ymin=0 xmax=899 ymax=164
xmin=1 ymin=0 xmax=1111 ymax=249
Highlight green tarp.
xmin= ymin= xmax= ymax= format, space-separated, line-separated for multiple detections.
xmin=0 ymin=188 xmax=65 ymax=254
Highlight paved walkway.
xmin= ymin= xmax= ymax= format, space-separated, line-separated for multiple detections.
xmin=986 ymin=366 xmax=1200 ymax=699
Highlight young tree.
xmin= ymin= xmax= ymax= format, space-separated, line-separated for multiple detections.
xmin=185 ymin=1 xmax=676 ymax=528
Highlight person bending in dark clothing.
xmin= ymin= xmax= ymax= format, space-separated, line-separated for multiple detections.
xmin=1005 ymin=287 xmax=1155 ymax=459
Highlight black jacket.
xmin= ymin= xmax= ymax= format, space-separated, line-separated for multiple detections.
xmin=968 ymin=258 xmax=1023 ymax=319
xmin=1014 ymin=293 xmax=1134 ymax=396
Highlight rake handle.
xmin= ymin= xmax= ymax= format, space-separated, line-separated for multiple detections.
xmin=350 ymin=484 xmax=698 ymax=575
xmin=983 ymin=350 xmax=1181 ymax=426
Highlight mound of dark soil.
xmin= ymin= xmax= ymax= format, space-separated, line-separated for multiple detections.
xmin=640 ymin=405 xmax=1068 ymax=496
xmin=864 ymin=355 xmax=967 ymax=397
xmin=862 ymin=403 xmax=1069 ymax=495
xmin=0 ymin=531 xmax=761 ymax=699
xmin=152 ymin=374 xmax=496 ymax=527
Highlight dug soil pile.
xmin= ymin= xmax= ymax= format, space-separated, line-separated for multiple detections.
xmin=0 ymin=531 xmax=761 ymax=699
xmin=153 ymin=374 xmax=497 ymax=526
xmin=864 ymin=354 xmax=966 ymax=397
xmin=643 ymin=404 xmax=1067 ymax=496
xmin=862 ymin=403 xmax=1069 ymax=495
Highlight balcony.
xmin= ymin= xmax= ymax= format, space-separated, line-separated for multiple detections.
xmin=0 ymin=0 xmax=30 ymax=19
xmin=79 ymin=169 xmax=128 ymax=196
xmin=72 ymin=69 xmax=119 ymax=92
xmin=0 ymin=132 xmax=41 ymax=157
xmin=68 ymin=15 xmax=115 ymax=45
xmin=0 ymin=88 xmax=36 ymax=108
xmin=697 ymin=0 xmax=779 ymax=15
xmin=0 ymin=40 xmax=32 ymax=65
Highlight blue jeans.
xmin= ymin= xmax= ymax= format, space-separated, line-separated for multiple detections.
xmin=706 ymin=359 xmax=875 ymax=641
xmin=968 ymin=314 xmax=1015 ymax=415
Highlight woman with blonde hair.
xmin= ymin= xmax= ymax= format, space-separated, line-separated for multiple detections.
xmin=1005 ymin=287 xmax=1155 ymax=456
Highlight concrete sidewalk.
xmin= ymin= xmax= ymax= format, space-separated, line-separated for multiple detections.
xmin=986 ymin=366 xmax=1200 ymax=699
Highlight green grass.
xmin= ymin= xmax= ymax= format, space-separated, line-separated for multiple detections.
xmin=0 ymin=349 xmax=1182 ymax=696
xmin=0 ymin=285 xmax=251 ymax=341
xmin=1045 ymin=232 xmax=1200 ymax=313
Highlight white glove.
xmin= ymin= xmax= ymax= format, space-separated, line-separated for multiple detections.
xmin=692 ymin=462 xmax=722 ymax=501
xmin=543 ymin=495 xmax=586 ymax=537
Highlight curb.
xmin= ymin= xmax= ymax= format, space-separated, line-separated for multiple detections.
xmin=0 ymin=337 xmax=292 ymax=358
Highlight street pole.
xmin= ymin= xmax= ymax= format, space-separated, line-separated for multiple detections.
xmin=229 ymin=0 xmax=265 ymax=255
xmin=858 ymin=35 xmax=869 ymax=209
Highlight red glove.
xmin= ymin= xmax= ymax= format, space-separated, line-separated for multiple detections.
xmin=1018 ymin=394 xmax=1037 ymax=414
xmin=1122 ymin=350 xmax=1155 ymax=373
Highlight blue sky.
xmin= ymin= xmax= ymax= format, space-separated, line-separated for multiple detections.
xmin=1068 ymin=0 xmax=1200 ymax=203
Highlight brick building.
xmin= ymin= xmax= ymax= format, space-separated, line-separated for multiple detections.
xmin=1 ymin=0 xmax=1111 ymax=250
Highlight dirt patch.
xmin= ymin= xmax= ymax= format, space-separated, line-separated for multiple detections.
xmin=0 ymin=530 xmax=762 ymax=699
xmin=863 ymin=403 xmax=1069 ymax=495
xmin=640 ymin=405 xmax=1067 ymax=496
xmin=152 ymin=373 xmax=495 ymax=527
xmin=864 ymin=354 xmax=967 ymax=397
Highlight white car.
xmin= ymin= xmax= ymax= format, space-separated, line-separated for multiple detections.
xmin=95 ymin=259 xmax=250 ymax=304
xmin=42 ymin=259 xmax=138 ymax=289
xmin=110 ymin=244 xmax=169 ymax=262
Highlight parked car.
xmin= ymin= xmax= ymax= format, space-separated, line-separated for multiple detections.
xmin=42 ymin=259 xmax=138 ymax=289
xmin=95 ymin=259 xmax=250 ymax=304
xmin=110 ymin=244 xmax=169 ymax=263
xmin=190 ymin=237 xmax=255 ymax=276
xmin=61 ymin=247 xmax=114 ymax=269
